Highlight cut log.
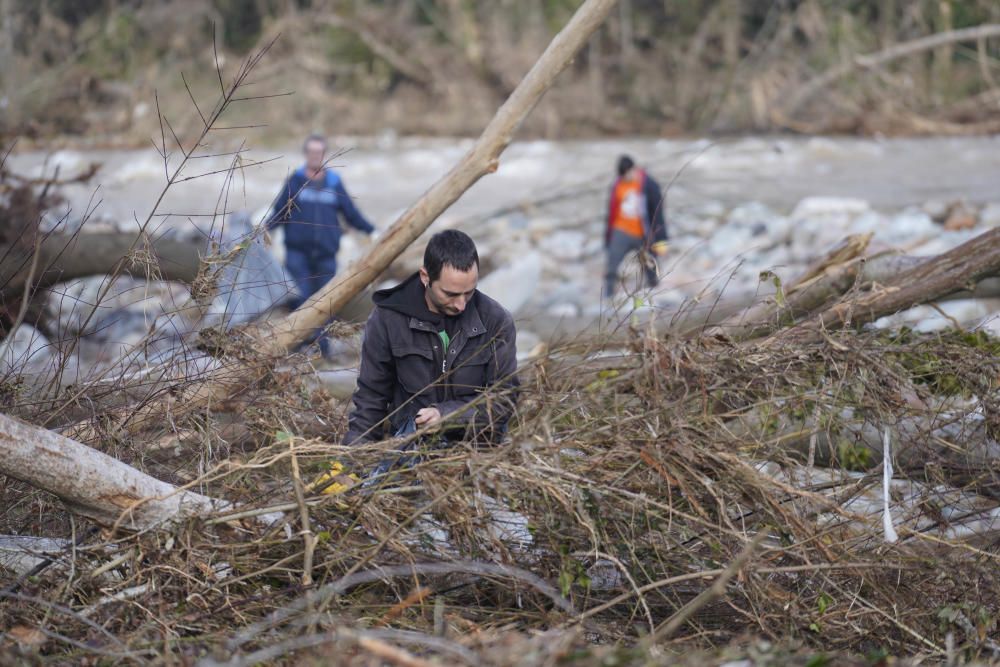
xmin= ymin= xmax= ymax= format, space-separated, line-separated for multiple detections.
xmin=0 ymin=412 xmax=225 ymax=530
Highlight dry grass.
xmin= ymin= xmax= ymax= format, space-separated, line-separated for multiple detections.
xmin=2 ymin=321 xmax=999 ymax=665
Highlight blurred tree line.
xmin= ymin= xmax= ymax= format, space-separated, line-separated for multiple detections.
xmin=3 ymin=0 xmax=1000 ymax=141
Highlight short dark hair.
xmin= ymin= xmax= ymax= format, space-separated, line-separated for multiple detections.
xmin=423 ymin=230 xmax=479 ymax=283
xmin=617 ymin=154 xmax=635 ymax=177
xmin=303 ymin=133 xmax=327 ymax=152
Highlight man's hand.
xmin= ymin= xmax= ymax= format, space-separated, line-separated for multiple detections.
xmin=650 ymin=240 xmax=669 ymax=257
xmin=262 ymin=230 xmax=273 ymax=249
xmin=415 ymin=407 xmax=442 ymax=427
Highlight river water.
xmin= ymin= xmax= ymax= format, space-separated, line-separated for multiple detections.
xmin=9 ymin=135 xmax=1000 ymax=232
xmin=7 ymin=135 xmax=1000 ymax=349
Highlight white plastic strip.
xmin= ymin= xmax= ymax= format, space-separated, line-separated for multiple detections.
xmin=882 ymin=428 xmax=899 ymax=543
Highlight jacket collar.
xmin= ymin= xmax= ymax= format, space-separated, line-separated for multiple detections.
xmin=408 ymin=301 xmax=485 ymax=338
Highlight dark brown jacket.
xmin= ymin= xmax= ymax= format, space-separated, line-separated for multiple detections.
xmin=344 ymin=273 xmax=519 ymax=444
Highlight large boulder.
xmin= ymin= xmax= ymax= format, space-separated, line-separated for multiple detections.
xmin=46 ymin=275 xmax=190 ymax=348
xmin=477 ymin=252 xmax=543 ymax=315
xmin=0 ymin=324 xmax=56 ymax=375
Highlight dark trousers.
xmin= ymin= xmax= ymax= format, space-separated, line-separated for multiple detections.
xmin=285 ymin=248 xmax=338 ymax=309
xmin=285 ymin=247 xmax=338 ymax=354
xmin=604 ymin=230 xmax=658 ymax=299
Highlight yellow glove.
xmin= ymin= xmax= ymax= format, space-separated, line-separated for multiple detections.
xmin=309 ymin=461 xmax=360 ymax=495
xmin=650 ymin=241 xmax=669 ymax=257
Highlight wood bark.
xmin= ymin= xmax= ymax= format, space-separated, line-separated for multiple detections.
xmin=0 ymin=412 xmax=225 ymax=530
xmin=0 ymin=231 xmax=202 ymax=296
xmin=767 ymin=227 xmax=1000 ymax=346
xmin=66 ymin=0 xmax=622 ymax=444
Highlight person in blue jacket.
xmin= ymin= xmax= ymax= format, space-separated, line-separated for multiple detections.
xmin=267 ymin=134 xmax=375 ymax=309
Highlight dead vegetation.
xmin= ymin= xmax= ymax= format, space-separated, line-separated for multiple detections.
xmin=1 ymin=323 xmax=999 ymax=665
xmin=5 ymin=1 xmax=1000 ymax=142
xmin=1 ymin=2 xmax=1000 ymax=664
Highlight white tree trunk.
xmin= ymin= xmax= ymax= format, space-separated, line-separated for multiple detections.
xmin=0 ymin=413 xmax=226 ymax=530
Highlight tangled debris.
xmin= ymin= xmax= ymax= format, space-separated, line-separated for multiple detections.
xmin=2 ymin=322 xmax=999 ymax=665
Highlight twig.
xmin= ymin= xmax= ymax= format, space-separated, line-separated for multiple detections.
xmin=646 ymin=532 xmax=766 ymax=644
xmin=287 ymin=434 xmax=316 ymax=588
xmin=229 ymin=560 xmax=576 ymax=649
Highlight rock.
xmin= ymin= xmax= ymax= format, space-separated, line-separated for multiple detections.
xmin=477 ymin=252 xmax=542 ymax=315
xmin=874 ymin=299 xmax=1000 ymax=333
xmin=979 ymin=202 xmax=1000 ymax=229
xmin=515 ymin=329 xmax=541 ymax=362
xmin=878 ymin=209 xmax=937 ymax=246
xmin=46 ymin=276 xmax=190 ymax=346
xmin=727 ymin=201 xmax=778 ymax=227
xmin=943 ymin=204 xmax=978 ymax=232
xmin=977 ymin=313 xmax=1000 ymax=338
xmin=909 ymin=230 xmax=979 ymax=256
xmin=707 ymin=224 xmax=755 ymax=260
xmin=538 ymin=230 xmax=587 ymax=261
xmin=526 ymin=217 xmax=562 ymax=241
xmin=845 ymin=210 xmax=888 ymax=236
xmin=695 ymin=200 xmax=727 ymax=219
xmin=475 ymin=492 xmax=533 ymax=552
xmin=0 ymin=325 xmax=55 ymax=375
xmin=791 ymin=196 xmax=871 ymax=220
xmin=547 ymin=302 xmax=580 ymax=319
xmin=669 ymin=211 xmax=714 ymax=238
xmin=312 ymin=368 xmax=359 ymax=399
xmin=108 ymin=154 xmax=165 ymax=185
xmin=921 ymin=199 xmax=952 ymax=223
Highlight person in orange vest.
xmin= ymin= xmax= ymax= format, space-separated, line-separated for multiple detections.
xmin=604 ymin=155 xmax=668 ymax=300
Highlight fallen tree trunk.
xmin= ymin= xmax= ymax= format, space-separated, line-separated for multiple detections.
xmin=767 ymin=227 xmax=1000 ymax=345
xmin=708 ymin=232 xmax=1000 ymax=341
xmin=0 ymin=412 xmax=225 ymax=530
xmin=65 ymin=0 xmax=622 ymax=444
xmin=0 ymin=231 xmax=202 ymax=295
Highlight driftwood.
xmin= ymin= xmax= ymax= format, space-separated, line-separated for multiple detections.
xmin=0 ymin=412 xmax=224 ymax=530
xmin=0 ymin=231 xmax=202 ymax=295
xmin=704 ymin=228 xmax=1000 ymax=343
xmin=64 ymin=0 xmax=621 ymax=445
xmin=768 ymin=227 xmax=1000 ymax=346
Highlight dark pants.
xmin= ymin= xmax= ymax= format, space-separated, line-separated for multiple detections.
xmin=604 ymin=230 xmax=658 ymax=299
xmin=285 ymin=248 xmax=339 ymax=309
xmin=285 ymin=247 xmax=338 ymax=355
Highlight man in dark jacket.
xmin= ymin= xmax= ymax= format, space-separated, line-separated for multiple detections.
xmin=268 ymin=134 xmax=375 ymax=308
xmin=604 ymin=154 xmax=668 ymax=300
xmin=345 ymin=230 xmax=519 ymax=445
